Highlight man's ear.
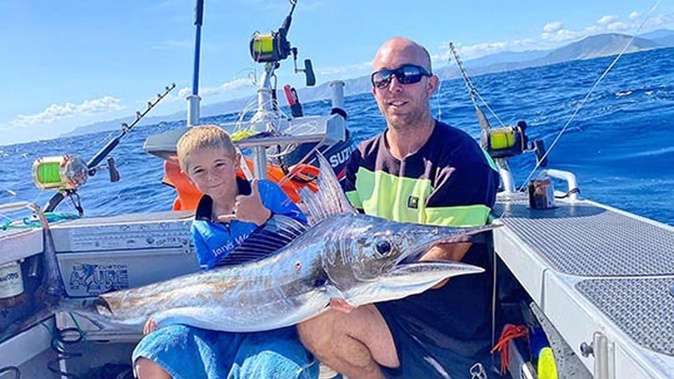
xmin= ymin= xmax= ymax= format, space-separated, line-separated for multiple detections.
xmin=427 ymin=75 xmax=439 ymax=96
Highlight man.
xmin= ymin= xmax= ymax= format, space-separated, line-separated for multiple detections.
xmin=297 ymin=37 xmax=500 ymax=379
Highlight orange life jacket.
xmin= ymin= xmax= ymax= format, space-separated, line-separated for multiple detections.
xmin=162 ymin=158 xmax=319 ymax=211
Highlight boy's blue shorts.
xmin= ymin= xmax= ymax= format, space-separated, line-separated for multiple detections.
xmin=132 ymin=324 xmax=318 ymax=379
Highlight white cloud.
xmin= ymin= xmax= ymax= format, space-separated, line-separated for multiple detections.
xmin=629 ymin=12 xmax=642 ymax=21
xmin=644 ymin=12 xmax=674 ymax=29
xmin=439 ymin=39 xmax=538 ymax=61
xmin=176 ymin=86 xmax=193 ymax=100
xmin=543 ymin=21 xmax=564 ymax=33
xmin=201 ymin=78 xmax=254 ymax=95
xmin=597 ymin=15 xmax=618 ymax=25
xmin=436 ymin=8 xmax=674 ymax=62
xmin=9 ymin=97 xmax=124 ymax=128
xmin=539 ymin=11 xmax=674 ymax=44
xmin=607 ymin=22 xmax=630 ymax=32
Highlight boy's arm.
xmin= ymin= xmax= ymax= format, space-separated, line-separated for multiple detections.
xmin=218 ymin=179 xmax=272 ymax=226
xmin=216 ymin=179 xmax=306 ymax=225
xmin=260 ymin=180 xmax=307 ymax=224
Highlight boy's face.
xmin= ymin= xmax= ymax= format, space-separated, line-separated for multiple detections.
xmin=184 ymin=148 xmax=240 ymax=199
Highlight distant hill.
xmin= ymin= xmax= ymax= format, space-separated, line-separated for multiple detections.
xmin=434 ymin=32 xmax=668 ymax=79
xmin=462 ymin=50 xmax=549 ymax=69
xmin=652 ymin=34 xmax=674 ymax=46
xmin=62 ymin=31 xmax=674 ymax=138
xmin=641 ymin=28 xmax=674 ymax=45
xmin=537 ymin=33 xmax=661 ymax=64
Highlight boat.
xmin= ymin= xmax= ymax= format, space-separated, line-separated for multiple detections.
xmin=1 ymin=1 xmax=673 ymax=378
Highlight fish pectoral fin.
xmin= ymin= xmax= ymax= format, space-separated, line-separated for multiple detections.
xmin=350 ymin=262 xmax=484 ymax=306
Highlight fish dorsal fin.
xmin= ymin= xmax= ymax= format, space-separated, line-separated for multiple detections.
xmin=215 ymin=215 xmax=308 ymax=266
xmin=299 ymin=152 xmax=356 ymax=225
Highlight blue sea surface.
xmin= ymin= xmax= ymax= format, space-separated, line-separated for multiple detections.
xmin=1 ymin=48 xmax=673 ymax=225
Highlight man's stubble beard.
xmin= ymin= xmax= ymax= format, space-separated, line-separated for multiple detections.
xmin=385 ymin=105 xmax=432 ymax=132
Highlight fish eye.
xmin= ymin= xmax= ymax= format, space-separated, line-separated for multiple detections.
xmin=375 ymin=240 xmax=391 ymax=255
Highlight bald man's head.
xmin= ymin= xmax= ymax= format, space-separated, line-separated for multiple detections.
xmin=373 ymin=37 xmax=432 ymax=73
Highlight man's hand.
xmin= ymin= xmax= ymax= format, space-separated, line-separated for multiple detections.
xmin=329 ymin=298 xmax=356 ymax=313
xmin=143 ymin=317 xmax=159 ymax=335
xmin=218 ymin=179 xmax=272 ymax=226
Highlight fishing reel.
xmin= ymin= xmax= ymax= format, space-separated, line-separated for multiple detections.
xmin=481 ymin=121 xmax=548 ymax=167
xmin=32 ymin=154 xmax=119 ymax=217
xmin=250 ymin=31 xmax=292 ymax=63
xmin=249 ymin=0 xmax=315 ymax=86
xmin=32 ymin=155 xmax=120 ymax=191
xmin=34 ymin=84 xmax=175 ymax=215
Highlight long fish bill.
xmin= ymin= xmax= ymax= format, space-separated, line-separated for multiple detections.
xmin=347 ymin=261 xmax=484 ymax=307
xmin=388 ymin=261 xmax=485 ymax=277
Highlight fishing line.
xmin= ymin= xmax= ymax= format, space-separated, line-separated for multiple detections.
xmin=519 ymin=0 xmax=662 ymax=189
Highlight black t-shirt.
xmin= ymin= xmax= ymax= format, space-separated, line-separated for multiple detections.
xmin=343 ymin=120 xmax=500 ymax=358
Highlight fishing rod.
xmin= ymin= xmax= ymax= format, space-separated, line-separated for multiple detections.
xmin=187 ymin=0 xmax=204 ymax=127
xmin=449 ymin=42 xmax=495 ymax=131
xmin=448 ymin=43 xmax=547 ymax=194
xmin=39 ymin=83 xmax=176 ymax=215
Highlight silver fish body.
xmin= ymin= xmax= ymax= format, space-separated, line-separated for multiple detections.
xmin=91 ymin=213 xmax=490 ymax=332
xmin=80 ymin=153 xmax=497 ymax=332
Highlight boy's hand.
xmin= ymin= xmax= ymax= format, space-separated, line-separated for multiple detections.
xmin=218 ymin=179 xmax=272 ymax=226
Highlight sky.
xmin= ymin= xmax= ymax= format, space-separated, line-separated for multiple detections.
xmin=1 ymin=0 xmax=672 ymax=146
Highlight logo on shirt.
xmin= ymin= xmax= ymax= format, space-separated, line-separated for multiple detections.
xmin=407 ymin=196 xmax=419 ymax=209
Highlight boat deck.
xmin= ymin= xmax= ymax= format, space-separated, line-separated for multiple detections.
xmin=493 ymin=195 xmax=674 ymax=378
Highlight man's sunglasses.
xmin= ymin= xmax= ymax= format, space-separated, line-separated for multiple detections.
xmin=371 ymin=64 xmax=432 ymax=89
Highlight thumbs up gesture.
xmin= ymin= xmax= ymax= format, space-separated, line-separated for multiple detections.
xmin=218 ymin=179 xmax=272 ymax=226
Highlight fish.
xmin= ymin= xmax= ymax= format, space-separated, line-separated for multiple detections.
xmin=73 ymin=153 xmax=498 ymax=333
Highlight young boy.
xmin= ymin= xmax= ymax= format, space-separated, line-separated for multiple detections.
xmin=132 ymin=125 xmax=317 ymax=379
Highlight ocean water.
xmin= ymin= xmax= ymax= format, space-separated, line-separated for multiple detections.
xmin=1 ymin=47 xmax=673 ymax=226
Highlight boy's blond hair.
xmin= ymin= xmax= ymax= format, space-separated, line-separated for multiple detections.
xmin=176 ymin=125 xmax=238 ymax=172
